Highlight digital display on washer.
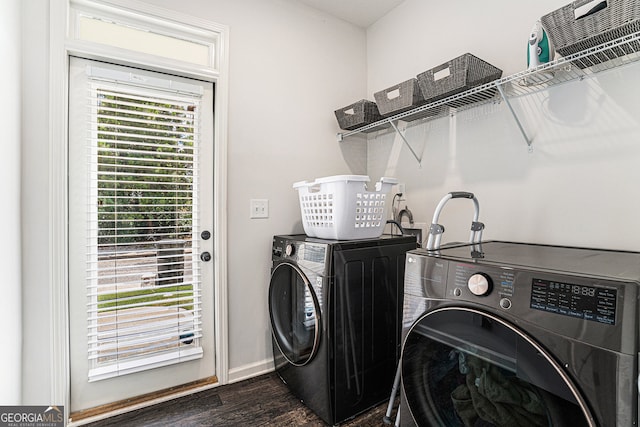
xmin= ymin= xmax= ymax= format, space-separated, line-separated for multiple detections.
xmin=530 ymin=278 xmax=617 ymax=325
xmin=303 ymin=244 xmax=326 ymax=263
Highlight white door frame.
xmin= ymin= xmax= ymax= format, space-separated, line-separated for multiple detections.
xmin=48 ymin=0 xmax=229 ymax=413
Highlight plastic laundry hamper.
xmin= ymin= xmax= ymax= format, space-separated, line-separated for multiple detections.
xmin=293 ymin=175 xmax=398 ymax=240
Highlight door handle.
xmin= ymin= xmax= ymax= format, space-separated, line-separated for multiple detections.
xmin=201 ymin=251 xmax=212 ymax=262
xmin=201 ymin=230 xmax=211 ymax=240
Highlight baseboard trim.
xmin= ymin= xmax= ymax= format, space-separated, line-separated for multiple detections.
xmin=227 ymin=358 xmax=274 ymax=384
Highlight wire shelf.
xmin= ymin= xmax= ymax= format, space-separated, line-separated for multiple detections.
xmin=337 ymin=30 xmax=640 ymax=141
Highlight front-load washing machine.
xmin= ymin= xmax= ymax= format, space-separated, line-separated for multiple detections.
xmin=269 ymin=234 xmax=417 ymax=425
xmin=399 ymin=241 xmax=640 ymax=427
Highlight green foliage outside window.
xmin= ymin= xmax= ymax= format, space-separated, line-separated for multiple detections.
xmin=96 ymin=91 xmax=196 ymax=246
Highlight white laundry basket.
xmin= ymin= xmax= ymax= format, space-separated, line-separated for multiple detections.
xmin=293 ymin=175 xmax=397 ymax=240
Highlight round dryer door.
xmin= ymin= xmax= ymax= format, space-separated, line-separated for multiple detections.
xmin=402 ymin=307 xmax=594 ymax=427
xmin=269 ymin=262 xmax=321 ymax=366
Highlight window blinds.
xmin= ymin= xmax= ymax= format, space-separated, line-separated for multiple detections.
xmin=85 ymin=76 xmax=204 ymax=381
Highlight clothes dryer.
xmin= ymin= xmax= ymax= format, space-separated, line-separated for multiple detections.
xmin=270 ymin=234 xmax=416 ymax=425
xmin=400 ymin=241 xmax=640 ymax=427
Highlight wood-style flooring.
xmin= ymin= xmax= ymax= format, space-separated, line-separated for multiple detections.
xmin=85 ymin=372 xmax=395 ymax=426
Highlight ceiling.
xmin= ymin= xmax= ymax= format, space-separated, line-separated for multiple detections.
xmin=295 ymin=0 xmax=406 ymax=28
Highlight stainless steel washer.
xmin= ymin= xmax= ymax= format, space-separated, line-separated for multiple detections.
xmin=400 ymin=241 xmax=640 ymax=427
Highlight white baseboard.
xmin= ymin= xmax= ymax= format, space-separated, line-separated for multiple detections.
xmin=227 ymin=358 xmax=274 ymax=384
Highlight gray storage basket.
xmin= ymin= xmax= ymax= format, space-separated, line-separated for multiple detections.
xmin=541 ymin=0 xmax=640 ymax=69
xmin=374 ymin=78 xmax=443 ymax=121
xmin=416 ymin=53 xmax=502 ymax=104
xmin=334 ymin=99 xmax=385 ymax=131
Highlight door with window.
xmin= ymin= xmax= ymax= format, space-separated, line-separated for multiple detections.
xmin=68 ymin=57 xmax=215 ymax=412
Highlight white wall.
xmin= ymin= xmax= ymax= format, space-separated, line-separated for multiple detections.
xmin=2 ymin=0 xmax=22 ymax=405
xmin=20 ymin=0 xmax=367 ymax=402
xmin=365 ymin=0 xmax=640 ymax=251
xmin=147 ymin=0 xmax=367 ymax=381
xmin=21 ymin=0 xmax=54 ymax=405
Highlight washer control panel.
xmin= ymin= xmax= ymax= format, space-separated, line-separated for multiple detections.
xmin=449 ymin=262 xmax=515 ymax=310
xmin=445 ymin=261 xmax=620 ymax=326
xmin=406 ymin=248 xmax=632 ymax=353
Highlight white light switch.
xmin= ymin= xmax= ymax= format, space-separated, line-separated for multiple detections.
xmin=250 ymin=199 xmax=269 ymax=219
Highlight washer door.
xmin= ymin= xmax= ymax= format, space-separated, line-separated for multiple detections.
xmin=402 ymin=307 xmax=594 ymax=427
xmin=269 ymin=262 xmax=321 ymax=366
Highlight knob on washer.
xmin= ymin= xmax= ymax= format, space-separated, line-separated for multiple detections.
xmin=468 ymin=273 xmax=492 ymax=296
xmin=285 ymin=244 xmax=295 ymax=256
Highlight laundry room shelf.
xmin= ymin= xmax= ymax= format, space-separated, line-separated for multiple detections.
xmin=337 ymin=29 xmax=640 ymax=155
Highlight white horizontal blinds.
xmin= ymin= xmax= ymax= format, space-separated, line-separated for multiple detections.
xmin=86 ymin=75 xmax=204 ymax=381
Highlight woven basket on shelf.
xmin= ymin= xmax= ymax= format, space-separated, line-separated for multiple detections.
xmin=374 ymin=78 xmax=444 ymax=121
xmin=416 ymin=53 xmax=502 ymax=105
xmin=541 ymin=0 xmax=640 ymax=68
xmin=334 ymin=99 xmax=385 ymax=131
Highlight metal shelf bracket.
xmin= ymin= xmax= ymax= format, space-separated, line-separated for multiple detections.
xmin=388 ymin=119 xmax=423 ymax=167
xmin=495 ymin=83 xmax=533 ymax=153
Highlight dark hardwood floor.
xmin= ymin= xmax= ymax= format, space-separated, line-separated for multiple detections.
xmin=85 ymin=372 xmax=396 ymax=426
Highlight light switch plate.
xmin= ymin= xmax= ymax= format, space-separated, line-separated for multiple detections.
xmin=250 ymin=199 xmax=269 ymax=219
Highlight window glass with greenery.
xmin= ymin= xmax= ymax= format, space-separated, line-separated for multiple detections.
xmin=86 ymin=82 xmax=204 ymax=380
